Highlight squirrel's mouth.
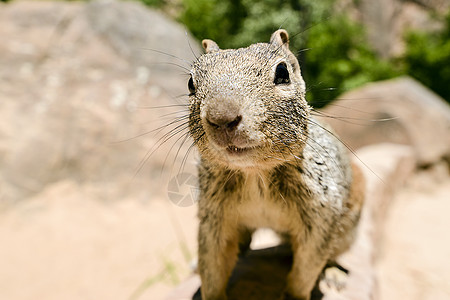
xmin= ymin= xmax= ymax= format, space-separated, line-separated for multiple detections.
xmin=226 ymin=145 xmax=257 ymax=156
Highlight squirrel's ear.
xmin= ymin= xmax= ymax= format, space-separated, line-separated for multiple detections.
xmin=202 ymin=39 xmax=220 ymax=53
xmin=270 ymin=29 xmax=289 ymax=49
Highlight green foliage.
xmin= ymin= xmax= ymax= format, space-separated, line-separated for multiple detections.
xmin=402 ymin=13 xmax=450 ymax=103
xmin=178 ymin=0 xmax=234 ymax=47
xmin=139 ymin=0 xmax=166 ymax=7
xmin=304 ymin=16 xmax=398 ymax=107
xmin=178 ymin=0 xmax=398 ymax=107
xmin=142 ymin=0 xmax=449 ymax=106
xmin=179 ymin=0 xmax=333 ymax=50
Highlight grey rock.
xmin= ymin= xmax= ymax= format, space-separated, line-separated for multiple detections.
xmin=0 ymin=0 xmax=199 ymax=203
xmin=316 ymin=77 xmax=450 ymax=166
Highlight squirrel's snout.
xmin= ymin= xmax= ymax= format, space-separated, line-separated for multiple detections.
xmin=206 ymin=114 xmax=242 ymax=132
xmin=204 ymin=109 xmax=244 ymax=147
xmin=204 ymin=100 xmax=242 ymax=134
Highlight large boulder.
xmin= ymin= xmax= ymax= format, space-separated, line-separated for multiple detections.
xmin=0 ymin=0 xmax=201 ymax=203
xmin=316 ymin=77 xmax=450 ymax=166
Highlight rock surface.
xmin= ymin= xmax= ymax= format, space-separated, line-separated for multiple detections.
xmin=377 ymin=162 xmax=450 ymax=300
xmin=0 ymin=180 xmax=198 ymax=300
xmin=0 ymin=1 xmax=200 ymax=299
xmin=1 ymin=1 xmax=450 ymax=300
xmin=316 ymin=77 xmax=450 ymax=166
xmin=0 ymin=0 xmax=201 ymax=205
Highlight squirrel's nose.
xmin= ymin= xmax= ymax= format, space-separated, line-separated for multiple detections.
xmin=206 ymin=114 xmax=242 ymax=132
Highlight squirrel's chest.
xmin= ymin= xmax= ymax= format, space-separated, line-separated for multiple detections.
xmin=235 ymin=177 xmax=296 ymax=232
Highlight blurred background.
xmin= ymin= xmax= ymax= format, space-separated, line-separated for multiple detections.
xmin=0 ymin=0 xmax=449 ymax=299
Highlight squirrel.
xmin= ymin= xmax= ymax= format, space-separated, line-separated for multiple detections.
xmin=186 ymin=29 xmax=365 ymax=300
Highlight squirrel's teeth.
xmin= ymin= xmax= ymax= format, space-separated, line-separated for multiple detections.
xmin=227 ymin=146 xmax=243 ymax=153
xmin=225 ymin=145 xmax=259 ymax=155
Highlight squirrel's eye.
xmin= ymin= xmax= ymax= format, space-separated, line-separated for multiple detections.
xmin=188 ymin=76 xmax=196 ymax=95
xmin=274 ymin=63 xmax=290 ymax=85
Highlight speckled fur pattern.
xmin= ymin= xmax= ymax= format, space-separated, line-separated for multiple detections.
xmin=187 ymin=30 xmax=365 ymax=300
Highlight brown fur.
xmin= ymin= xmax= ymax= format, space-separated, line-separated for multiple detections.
xmin=187 ymin=30 xmax=365 ymax=300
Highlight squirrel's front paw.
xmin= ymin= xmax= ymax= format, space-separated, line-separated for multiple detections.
xmin=319 ymin=266 xmax=348 ymax=294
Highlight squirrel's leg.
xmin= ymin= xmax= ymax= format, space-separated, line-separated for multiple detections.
xmin=197 ymin=217 xmax=239 ymax=300
xmin=238 ymin=227 xmax=253 ymax=255
xmin=284 ymin=240 xmax=328 ymax=300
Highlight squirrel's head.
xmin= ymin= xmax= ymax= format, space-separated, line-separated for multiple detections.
xmin=188 ymin=29 xmax=310 ymax=170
